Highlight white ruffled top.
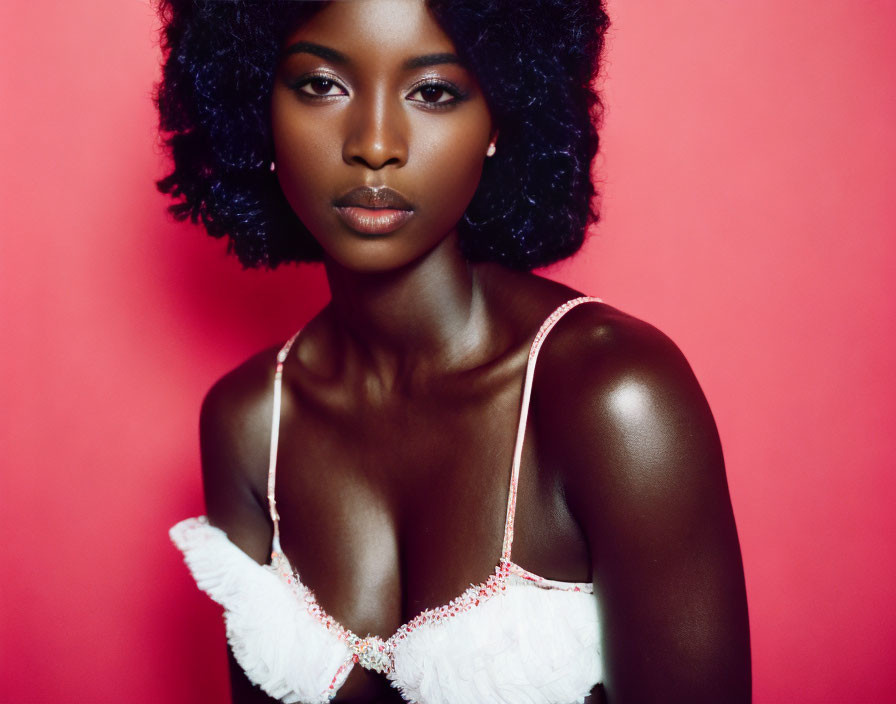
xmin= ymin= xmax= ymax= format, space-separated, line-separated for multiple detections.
xmin=171 ymin=297 xmax=604 ymax=703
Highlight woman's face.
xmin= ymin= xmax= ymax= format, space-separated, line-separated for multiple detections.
xmin=271 ymin=0 xmax=496 ymax=273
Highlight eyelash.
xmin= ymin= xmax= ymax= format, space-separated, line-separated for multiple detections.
xmin=290 ymin=74 xmax=467 ymax=109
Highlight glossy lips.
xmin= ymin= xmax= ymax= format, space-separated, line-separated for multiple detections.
xmin=334 ymin=186 xmax=414 ymax=235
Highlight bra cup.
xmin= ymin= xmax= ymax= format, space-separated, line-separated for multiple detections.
xmin=172 ymin=518 xmax=603 ymax=704
xmin=170 ymin=518 xmax=352 ymax=704
xmin=389 ymin=578 xmax=602 ymax=704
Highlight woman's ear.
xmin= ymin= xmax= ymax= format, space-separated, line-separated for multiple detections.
xmin=486 ymin=129 xmax=499 ymax=157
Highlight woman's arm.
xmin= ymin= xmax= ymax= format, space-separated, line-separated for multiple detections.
xmin=540 ymin=309 xmax=751 ymax=703
xmin=199 ymin=353 xmax=283 ymax=704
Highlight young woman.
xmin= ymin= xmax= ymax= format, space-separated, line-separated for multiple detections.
xmin=157 ymin=1 xmax=751 ymax=702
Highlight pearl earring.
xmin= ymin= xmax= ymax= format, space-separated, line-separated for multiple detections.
xmin=486 ymin=143 xmax=496 ymax=157
xmin=270 ymin=161 xmax=276 ymax=172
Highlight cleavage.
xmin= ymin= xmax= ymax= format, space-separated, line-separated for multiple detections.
xmin=271 ymin=386 xmax=521 ymax=639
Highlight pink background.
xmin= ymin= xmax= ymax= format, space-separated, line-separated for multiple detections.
xmin=2 ymin=1 xmax=894 ymax=701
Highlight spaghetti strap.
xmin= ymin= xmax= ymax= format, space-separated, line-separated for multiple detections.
xmin=500 ymin=296 xmax=603 ymax=563
xmin=267 ymin=329 xmax=302 ymax=556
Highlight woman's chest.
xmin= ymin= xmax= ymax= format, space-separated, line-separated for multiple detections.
xmin=270 ymin=379 xmax=590 ymax=640
xmin=263 ymin=364 xmax=595 ymax=702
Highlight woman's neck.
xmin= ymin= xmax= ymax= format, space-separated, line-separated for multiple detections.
xmin=321 ymin=234 xmax=490 ymax=391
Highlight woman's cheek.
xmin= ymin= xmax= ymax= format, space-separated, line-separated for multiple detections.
xmin=414 ymin=124 xmax=487 ymax=214
xmin=273 ymin=126 xmax=337 ymax=225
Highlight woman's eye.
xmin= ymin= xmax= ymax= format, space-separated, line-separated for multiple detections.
xmin=295 ymin=77 xmax=345 ymax=97
xmin=408 ymin=83 xmax=462 ymax=106
xmin=292 ymin=77 xmax=463 ymax=106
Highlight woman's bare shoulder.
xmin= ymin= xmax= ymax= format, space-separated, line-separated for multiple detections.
xmin=540 ymin=299 xmax=694 ymax=384
xmin=533 ymin=299 xmax=724 ymax=494
xmin=197 ymin=343 xmax=284 ymax=562
xmin=200 ymin=344 xmax=282 ymax=470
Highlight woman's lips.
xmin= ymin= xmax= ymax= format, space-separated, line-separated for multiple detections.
xmin=334 ymin=206 xmax=413 ymax=235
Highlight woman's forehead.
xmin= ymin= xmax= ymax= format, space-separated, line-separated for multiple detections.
xmin=282 ymin=0 xmax=458 ymax=61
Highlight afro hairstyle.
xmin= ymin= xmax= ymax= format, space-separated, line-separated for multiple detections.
xmin=153 ymin=0 xmax=610 ymax=270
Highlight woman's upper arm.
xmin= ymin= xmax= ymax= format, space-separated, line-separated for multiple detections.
xmin=199 ymin=353 xmax=276 ymax=567
xmin=540 ymin=312 xmax=751 ymax=703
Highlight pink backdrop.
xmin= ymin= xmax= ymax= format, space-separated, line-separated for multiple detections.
xmin=2 ymin=1 xmax=894 ymax=701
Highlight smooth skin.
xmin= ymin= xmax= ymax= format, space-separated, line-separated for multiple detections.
xmin=199 ymin=1 xmax=751 ymax=702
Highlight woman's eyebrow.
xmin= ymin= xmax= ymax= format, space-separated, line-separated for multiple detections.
xmin=404 ymin=52 xmax=460 ymax=70
xmin=282 ymin=41 xmax=347 ymax=64
xmin=282 ymin=41 xmax=460 ymax=70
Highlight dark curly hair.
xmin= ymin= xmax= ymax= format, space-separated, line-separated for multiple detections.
xmin=153 ymin=0 xmax=610 ymax=270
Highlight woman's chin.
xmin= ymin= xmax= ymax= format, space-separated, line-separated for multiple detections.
xmin=316 ymin=227 xmax=462 ymax=276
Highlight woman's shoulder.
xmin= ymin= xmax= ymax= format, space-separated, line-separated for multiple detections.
xmin=530 ymin=288 xmax=723 ymax=493
xmin=496 ymin=268 xmax=683 ymax=373
xmin=539 ymin=295 xmax=690 ymax=383
xmin=200 ymin=342 xmax=282 ymax=449
xmin=197 ymin=308 xmax=333 ymax=486
xmin=197 ymin=342 xmax=286 ymax=530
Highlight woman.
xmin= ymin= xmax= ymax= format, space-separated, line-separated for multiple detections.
xmin=157 ymin=1 xmax=751 ymax=702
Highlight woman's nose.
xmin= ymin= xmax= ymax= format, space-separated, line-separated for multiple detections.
xmin=342 ymin=89 xmax=409 ymax=170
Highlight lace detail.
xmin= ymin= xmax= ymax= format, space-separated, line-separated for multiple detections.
xmin=269 ymin=546 xmax=594 ymax=678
